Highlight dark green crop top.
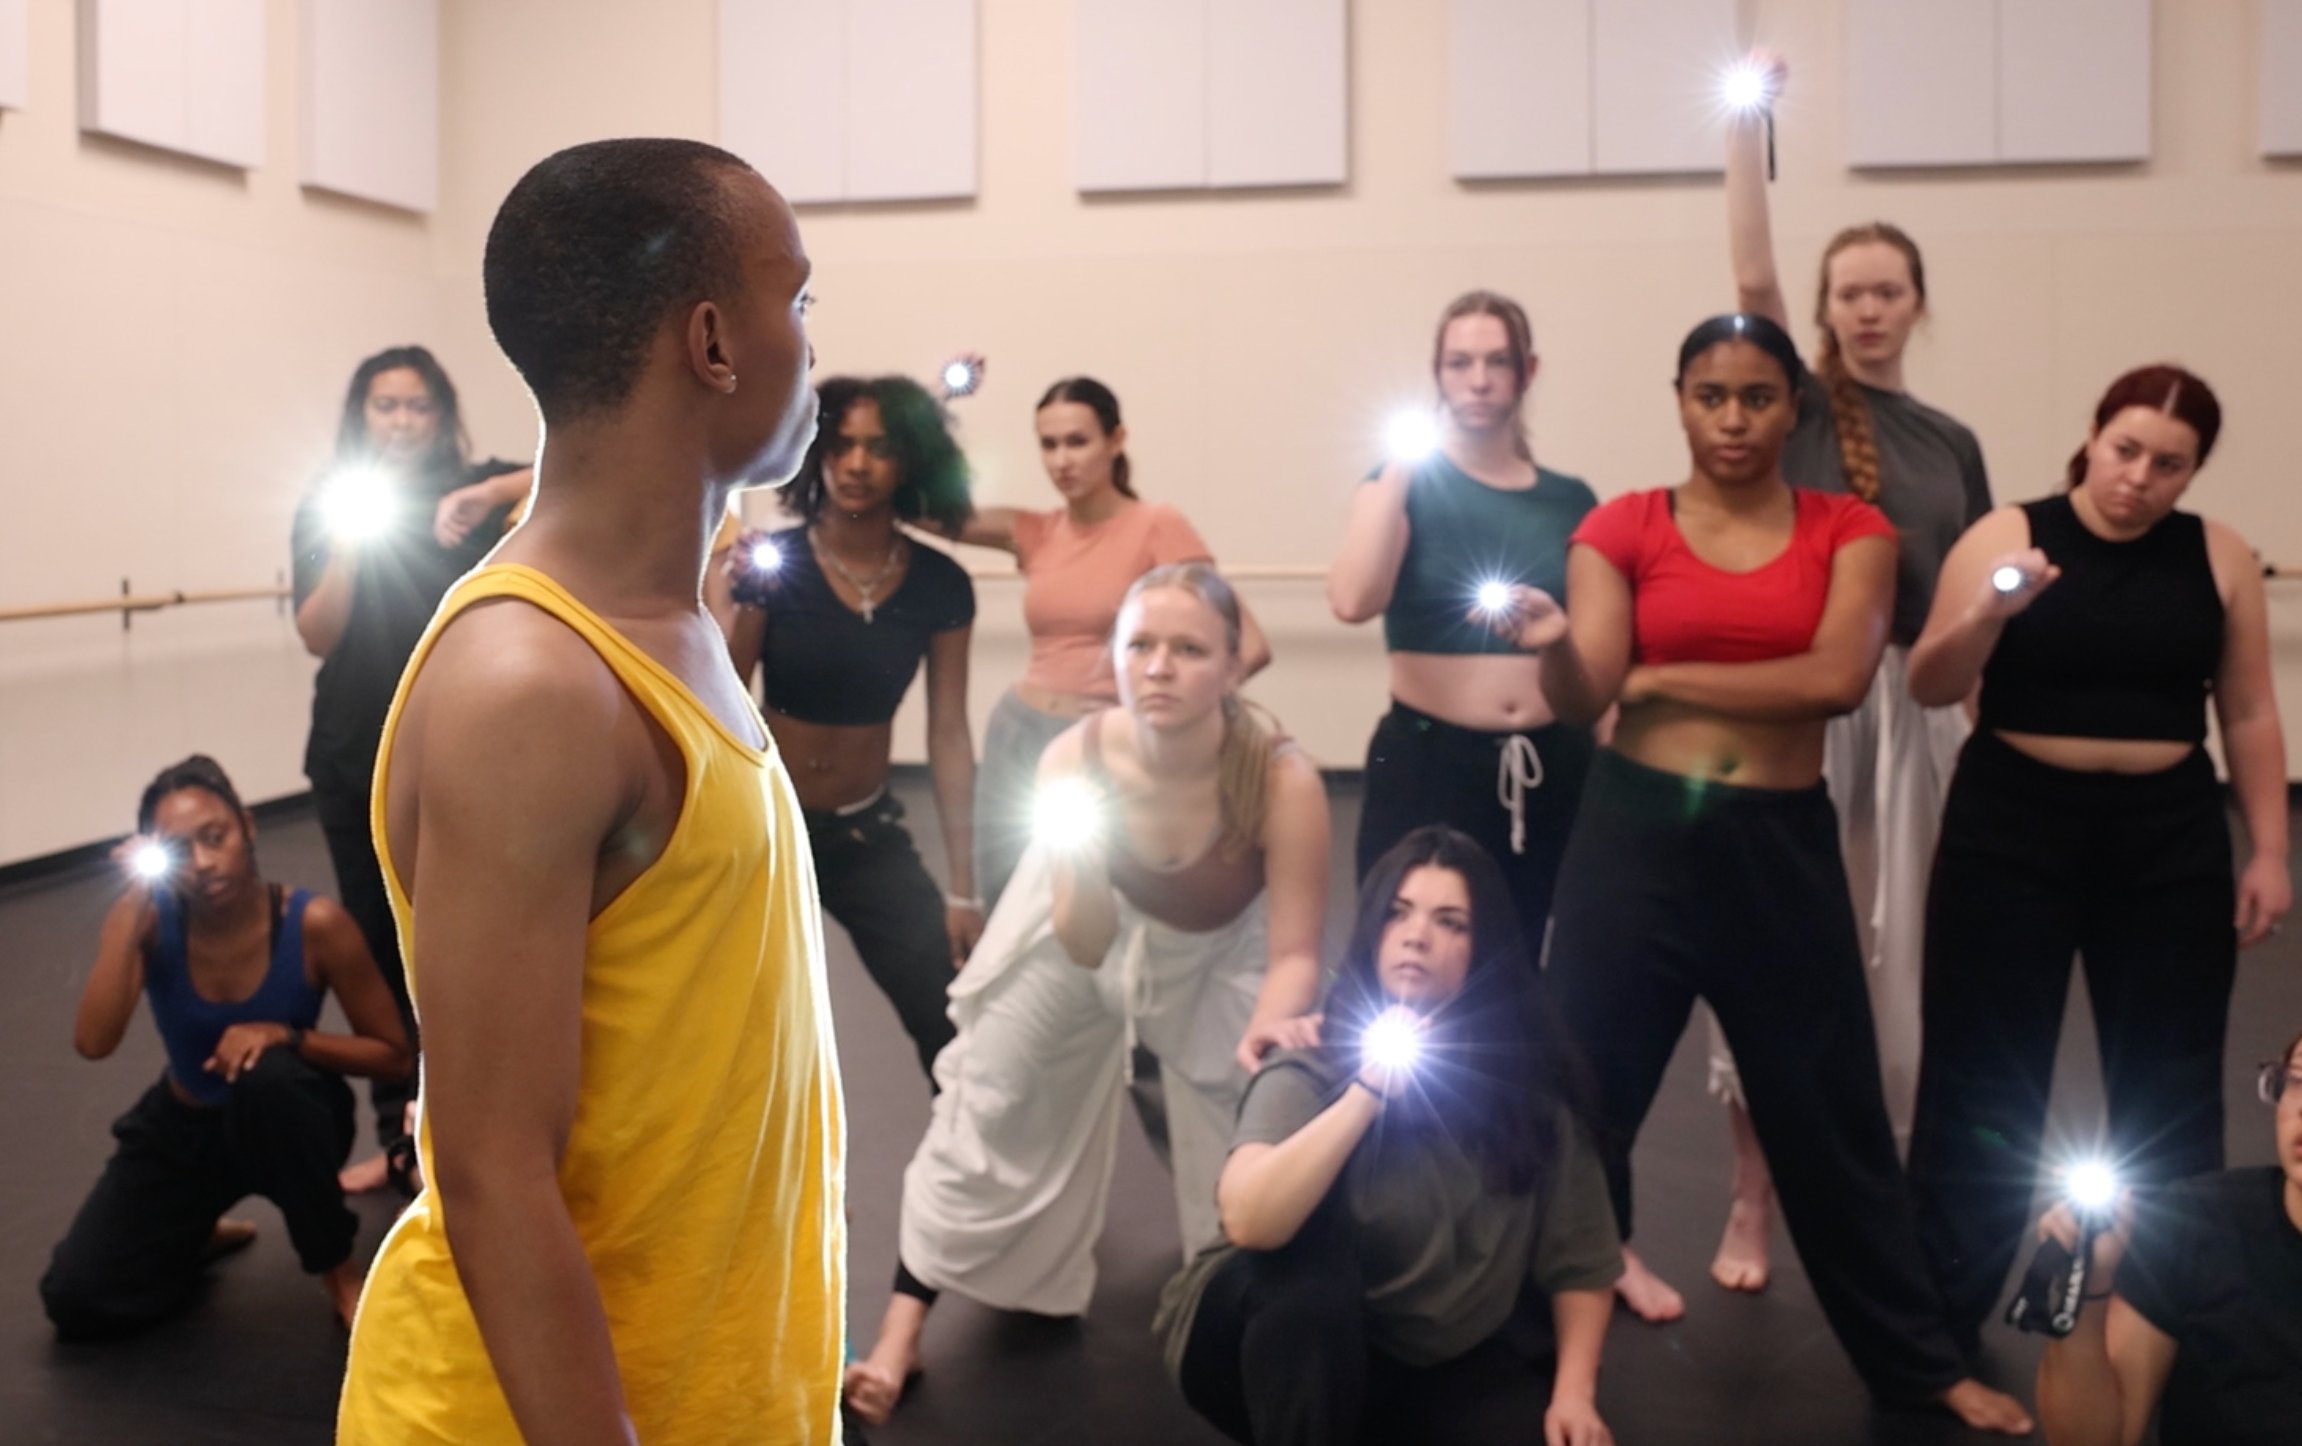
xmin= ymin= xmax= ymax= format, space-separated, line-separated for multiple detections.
xmin=1379 ymin=457 xmax=1598 ymax=656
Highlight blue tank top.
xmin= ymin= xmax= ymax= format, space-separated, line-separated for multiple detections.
xmin=1379 ymin=458 xmax=1598 ymax=655
xmin=145 ymin=886 xmax=325 ymax=1106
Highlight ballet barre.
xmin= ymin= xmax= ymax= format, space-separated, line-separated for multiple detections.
xmin=0 ymin=564 xmax=1337 ymax=629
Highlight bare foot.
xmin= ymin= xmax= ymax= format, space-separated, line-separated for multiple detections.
xmin=321 ymin=1259 xmax=364 ymax=1330
xmin=203 ymin=1218 xmax=259 ymax=1264
xmin=1709 ymin=1191 xmax=1773 ymax=1292
xmin=845 ymin=1292 xmax=930 ymax=1425
xmin=1614 ymin=1246 xmax=1686 ymax=1323
xmin=339 ymin=1153 xmax=391 ymax=1194
xmin=1940 ymin=1379 xmax=2034 ymax=1435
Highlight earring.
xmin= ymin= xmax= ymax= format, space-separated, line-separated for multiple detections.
xmin=726 ymin=373 xmax=739 ymax=391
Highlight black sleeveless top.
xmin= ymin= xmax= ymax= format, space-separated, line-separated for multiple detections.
xmin=1978 ymin=494 xmax=2224 ymax=744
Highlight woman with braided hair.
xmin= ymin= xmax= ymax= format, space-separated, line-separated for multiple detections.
xmin=1646 ymin=48 xmax=1995 ymax=1317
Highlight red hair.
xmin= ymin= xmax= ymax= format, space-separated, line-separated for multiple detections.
xmin=2066 ymin=365 xmax=2223 ymax=490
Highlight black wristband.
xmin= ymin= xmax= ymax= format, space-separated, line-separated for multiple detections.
xmin=1349 ymin=1077 xmax=1388 ymax=1105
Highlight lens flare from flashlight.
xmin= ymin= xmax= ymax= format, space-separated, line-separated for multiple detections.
xmin=1363 ymin=1008 xmax=1424 ymax=1076
xmin=1384 ymin=410 xmax=1441 ymax=465
xmin=1033 ymin=777 xmax=1105 ymax=854
xmin=323 ymin=467 xmax=396 ymax=542
xmin=2065 ymin=1160 xmax=2119 ymax=1213
xmin=942 ymin=359 xmax=981 ymax=397
xmin=130 ymin=842 xmax=173 ymax=880
xmin=750 ymin=539 xmax=783 ymax=573
xmin=1991 ymin=564 xmax=2026 ymax=594
xmin=1721 ymin=63 xmax=1772 ymax=113
xmin=1475 ymin=580 xmax=1513 ymax=616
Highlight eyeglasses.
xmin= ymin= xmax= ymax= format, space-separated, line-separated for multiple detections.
xmin=2257 ymin=1063 xmax=2302 ymax=1106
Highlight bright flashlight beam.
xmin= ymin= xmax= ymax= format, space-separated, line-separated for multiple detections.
xmin=1721 ymin=63 xmax=1772 ymax=113
xmin=2065 ymin=1160 xmax=2119 ymax=1213
xmin=323 ymin=467 xmax=395 ymax=543
xmin=1363 ymin=1009 xmax=1424 ymax=1076
xmin=1475 ymin=580 xmax=1513 ymax=616
xmin=130 ymin=842 xmax=173 ymax=881
xmin=1991 ymin=564 xmax=2026 ymax=594
xmin=942 ymin=358 xmax=981 ymax=398
xmin=1384 ymin=410 xmax=1441 ymax=465
xmin=750 ymin=539 xmax=783 ymax=573
xmin=1033 ymin=777 xmax=1105 ymax=854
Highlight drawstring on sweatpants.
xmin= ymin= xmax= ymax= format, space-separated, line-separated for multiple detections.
xmin=1497 ymin=734 xmax=1545 ymax=855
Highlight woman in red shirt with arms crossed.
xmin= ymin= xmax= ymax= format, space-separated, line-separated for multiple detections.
xmin=1488 ymin=314 xmax=2031 ymax=1432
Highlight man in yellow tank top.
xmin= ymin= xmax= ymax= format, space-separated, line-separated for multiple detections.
xmin=336 ymin=139 xmax=844 ymax=1445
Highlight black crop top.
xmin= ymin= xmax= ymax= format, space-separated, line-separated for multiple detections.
xmin=753 ymin=528 xmax=975 ymax=726
xmin=1978 ymin=494 xmax=2224 ymax=744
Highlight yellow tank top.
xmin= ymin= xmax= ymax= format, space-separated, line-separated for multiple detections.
xmin=337 ymin=564 xmax=845 ymax=1445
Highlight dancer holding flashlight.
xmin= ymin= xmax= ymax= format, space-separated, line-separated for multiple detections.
xmin=290 ymin=345 xmax=530 ymax=1192
xmin=2031 ymin=1031 xmax=2302 ymax=1445
xmin=947 ymin=377 xmax=1270 ymax=911
xmin=40 ymin=756 xmax=411 ymax=1336
xmin=1699 ymin=48 xmax=1997 ymax=1297
xmin=1330 ymin=291 xmax=1598 ymax=952
xmin=1905 ymin=365 xmax=2289 ymax=1350
xmin=1503 ymin=313 xmax=2030 ymax=1430
xmin=845 ymin=564 xmax=1326 ymax=1425
xmin=723 ymin=374 xmax=980 ymax=1079
xmin=1161 ymin=827 xmax=1619 ymax=1446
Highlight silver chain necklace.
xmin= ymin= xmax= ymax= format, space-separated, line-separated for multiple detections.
xmin=810 ymin=528 xmax=904 ymax=623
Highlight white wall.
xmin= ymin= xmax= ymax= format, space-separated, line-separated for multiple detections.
xmin=6 ymin=0 xmax=2302 ymax=865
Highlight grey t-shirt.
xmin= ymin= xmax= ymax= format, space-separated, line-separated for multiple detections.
xmin=1155 ymin=1049 xmax=1622 ymax=1376
xmin=1784 ymin=380 xmax=1992 ymax=645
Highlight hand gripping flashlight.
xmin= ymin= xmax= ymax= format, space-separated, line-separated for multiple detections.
xmin=1720 ymin=62 xmax=1778 ymax=179
xmin=1991 ymin=564 xmax=2027 ymax=595
xmin=2006 ymin=1158 xmax=2121 ymax=1336
xmin=1361 ymin=1007 xmax=1425 ymax=1082
xmin=129 ymin=841 xmax=175 ymax=883
xmin=1474 ymin=580 xmax=1513 ymax=617
xmin=941 ymin=357 xmax=983 ymax=399
xmin=322 ymin=466 xmax=396 ymax=544
xmin=1033 ymin=776 xmax=1107 ymax=856
xmin=1383 ymin=410 xmax=1441 ymax=466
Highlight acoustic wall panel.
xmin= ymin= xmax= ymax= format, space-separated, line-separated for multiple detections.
xmin=0 ymin=0 xmax=27 ymax=111
xmin=1996 ymin=0 xmax=2150 ymax=164
xmin=1206 ymin=0 xmax=1347 ymax=187
xmin=1074 ymin=0 xmax=1206 ymax=191
xmin=79 ymin=0 xmax=265 ymax=167
xmin=2268 ymin=0 xmax=2302 ymax=157
xmin=842 ymin=0 xmax=977 ymax=201
xmin=298 ymin=0 xmax=438 ymax=212
xmin=1845 ymin=0 xmax=1998 ymax=168
xmin=1447 ymin=0 xmax=1591 ymax=179
xmin=1590 ymin=0 xmax=1735 ymax=174
xmin=719 ymin=0 xmax=845 ymax=203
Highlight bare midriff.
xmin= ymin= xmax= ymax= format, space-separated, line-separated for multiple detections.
xmin=765 ymin=707 xmax=897 ymax=813
xmin=1611 ymin=702 xmax=1826 ymax=791
xmin=1388 ymin=653 xmax=1558 ymax=733
xmin=1013 ymin=681 xmax=1116 ymax=720
xmin=1992 ymin=730 xmax=2196 ymax=775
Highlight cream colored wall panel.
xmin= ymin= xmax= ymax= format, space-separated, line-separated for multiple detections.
xmin=0 ymin=0 xmax=28 ymax=110
xmin=1446 ymin=0 xmax=1591 ymax=179
xmin=1996 ymin=0 xmax=2150 ymax=164
xmin=2260 ymin=0 xmax=2302 ymax=156
xmin=843 ymin=0 xmax=977 ymax=201
xmin=1844 ymin=0 xmax=1998 ymax=167
xmin=1206 ymin=0 xmax=1346 ymax=188
xmin=78 ymin=0 xmax=265 ymax=167
xmin=718 ymin=0 xmax=844 ymax=203
xmin=1074 ymin=0 xmax=1206 ymax=191
xmin=1590 ymin=0 xmax=1733 ymax=175
xmin=299 ymin=0 xmax=438 ymax=212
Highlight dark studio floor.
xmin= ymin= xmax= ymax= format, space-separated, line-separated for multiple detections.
xmin=2 ymin=775 xmax=2295 ymax=1445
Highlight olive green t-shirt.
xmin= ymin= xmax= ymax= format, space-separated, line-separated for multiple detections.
xmin=1156 ymin=1049 xmax=1622 ymax=1375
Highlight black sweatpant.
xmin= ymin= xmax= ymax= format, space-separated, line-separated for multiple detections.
xmin=1176 ymin=1213 xmax=1557 ymax=1446
xmin=41 ymin=1052 xmax=357 ymax=1339
xmin=808 ymin=790 xmax=958 ymax=1082
xmin=1356 ymin=702 xmax=1593 ymax=948
xmin=316 ymin=786 xmax=414 ymax=1149
xmin=1908 ymin=732 xmax=2235 ymax=1349
xmin=1545 ymin=750 xmax=1965 ymax=1404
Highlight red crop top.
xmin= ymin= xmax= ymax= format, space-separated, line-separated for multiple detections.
xmin=1571 ymin=488 xmax=1895 ymax=666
